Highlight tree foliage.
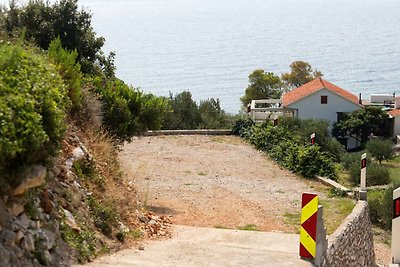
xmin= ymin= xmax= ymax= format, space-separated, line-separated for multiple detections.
xmin=162 ymin=92 xmax=234 ymax=130
xmin=366 ymin=139 xmax=394 ymax=164
xmin=2 ymin=0 xmax=107 ymax=74
xmin=281 ymin=61 xmax=323 ymax=88
xmin=240 ymin=70 xmax=283 ymax=107
xmin=332 ymin=106 xmax=388 ymax=144
xmin=91 ymin=78 xmax=168 ymax=141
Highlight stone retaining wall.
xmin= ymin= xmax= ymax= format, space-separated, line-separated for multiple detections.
xmin=321 ymin=201 xmax=375 ymax=267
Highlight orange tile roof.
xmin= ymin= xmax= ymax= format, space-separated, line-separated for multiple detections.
xmin=389 ymin=109 xmax=400 ymax=117
xmin=282 ymin=78 xmax=360 ymax=107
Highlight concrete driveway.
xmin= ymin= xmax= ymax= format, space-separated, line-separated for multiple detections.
xmin=77 ymin=225 xmax=314 ymax=267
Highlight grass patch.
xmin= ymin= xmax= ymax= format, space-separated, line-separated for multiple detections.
xmin=236 ymin=224 xmax=259 ymax=231
xmin=197 ymin=171 xmax=207 ymax=176
xmin=73 ymin=159 xmax=105 ymax=191
xmin=87 ymin=196 xmax=118 ymax=236
xmin=214 ymin=225 xmax=230 ymax=229
xmin=320 ymin=197 xmax=355 ymax=234
xmin=284 ymin=211 xmax=300 ymax=233
xmin=60 ymin=223 xmax=98 ymax=263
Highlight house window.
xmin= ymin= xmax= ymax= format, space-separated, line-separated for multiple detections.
xmin=321 ymin=95 xmax=328 ymax=104
xmin=337 ymin=112 xmax=344 ymax=122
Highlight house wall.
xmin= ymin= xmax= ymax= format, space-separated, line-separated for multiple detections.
xmin=394 ymin=117 xmax=400 ymax=138
xmin=286 ymin=88 xmax=362 ymax=124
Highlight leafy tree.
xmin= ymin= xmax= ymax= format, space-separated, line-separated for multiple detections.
xmin=240 ymin=70 xmax=283 ymax=108
xmin=332 ymin=106 xmax=388 ymax=144
xmin=281 ymin=61 xmax=323 ymax=88
xmin=198 ymin=98 xmax=226 ymax=129
xmin=2 ymin=0 xmax=106 ymax=74
xmin=366 ymin=139 xmax=394 ymax=164
xmin=162 ymin=91 xmax=200 ymax=130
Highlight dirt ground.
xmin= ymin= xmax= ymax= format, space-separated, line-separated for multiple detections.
xmin=119 ymin=135 xmax=328 ymax=232
xmin=118 ymin=135 xmax=390 ymax=265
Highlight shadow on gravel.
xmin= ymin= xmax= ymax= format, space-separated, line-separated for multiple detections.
xmin=148 ymin=205 xmax=177 ymax=215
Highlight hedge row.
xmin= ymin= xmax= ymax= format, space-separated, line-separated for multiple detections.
xmin=234 ymin=118 xmax=338 ymax=179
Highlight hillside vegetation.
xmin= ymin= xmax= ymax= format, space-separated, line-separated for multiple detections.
xmin=0 ymin=1 xmax=172 ymax=266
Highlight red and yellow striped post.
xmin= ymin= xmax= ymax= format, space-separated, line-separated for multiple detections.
xmin=300 ymin=193 xmax=318 ymax=259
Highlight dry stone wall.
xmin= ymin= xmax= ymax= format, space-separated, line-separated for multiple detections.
xmin=321 ymin=201 xmax=376 ymax=267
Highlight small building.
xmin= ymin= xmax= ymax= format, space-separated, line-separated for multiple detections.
xmin=388 ymin=97 xmax=400 ymax=142
xmin=249 ymin=78 xmax=363 ymax=149
xmin=282 ymin=77 xmax=363 ymax=124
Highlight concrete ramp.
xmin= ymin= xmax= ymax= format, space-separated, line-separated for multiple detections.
xmin=78 ymin=225 xmax=313 ymax=267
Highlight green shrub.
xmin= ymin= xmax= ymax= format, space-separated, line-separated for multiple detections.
xmin=349 ymin=161 xmax=390 ymax=186
xmin=366 ymin=138 xmax=395 ymax=164
xmin=48 ymin=37 xmax=82 ymax=113
xmin=241 ymin=122 xmax=337 ymax=180
xmin=368 ymin=180 xmax=400 ymax=230
xmin=91 ymin=77 xmax=168 ymax=141
xmin=87 ymin=196 xmax=118 ymax=236
xmin=0 ymin=44 xmax=68 ymax=182
xmin=341 ymin=151 xmax=367 ymax=170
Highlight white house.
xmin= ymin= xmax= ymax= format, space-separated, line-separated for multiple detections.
xmin=282 ymin=77 xmax=363 ymax=124
xmin=249 ymin=78 xmax=363 ymax=149
xmin=388 ymin=97 xmax=400 ymax=142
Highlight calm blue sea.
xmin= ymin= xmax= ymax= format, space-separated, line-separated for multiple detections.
xmin=3 ymin=0 xmax=400 ymax=113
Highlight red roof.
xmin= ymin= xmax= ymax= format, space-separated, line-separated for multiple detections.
xmin=389 ymin=109 xmax=400 ymax=117
xmin=282 ymin=78 xmax=360 ymax=107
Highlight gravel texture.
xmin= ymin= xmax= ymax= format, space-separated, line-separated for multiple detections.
xmin=119 ymin=135 xmax=326 ymax=232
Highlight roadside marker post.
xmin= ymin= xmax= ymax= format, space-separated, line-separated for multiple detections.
xmin=391 ymin=187 xmax=400 ymax=266
xmin=273 ymin=117 xmax=278 ymax=127
xmin=360 ymin=153 xmax=367 ymax=200
xmin=310 ymin=133 xmax=316 ymax=145
xmin=300 ymin=193 xmax=318 ymax=260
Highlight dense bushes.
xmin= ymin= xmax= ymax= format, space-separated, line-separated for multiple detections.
xmin=48 ymin=37 xmax=83 ymax=113
xmin=91 ymin=77 xmax=168 ymax=141
xmin=348 ymin=161 xmax=390 ymax=186
xmin=0 ymin=43 xmax=68 ymax=180
xmin=368 ymin=181 xmax=400 ymax=230
xmin=234 ymin=119 xmax=338 ymax=179
xmin=162 ymin=91 xmax=235 ymax=130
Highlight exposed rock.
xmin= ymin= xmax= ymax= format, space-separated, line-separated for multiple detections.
xmin=35 ymin=229 xmax=55 ymax=251
xmin=12 ymin=213 xmax=31 ymax=231
xmin=40 ymin=189 xmax=54 ymax=214
xmin=0 ymin=243 xmax=11 ymax=266
xmin=8 ymin=202 xmax=24 ymax=217
xmin=62 ymin=208 xmax=80 ymax=231
xmin=12 ymin=165 xmax=47 ymax=196
xmin=1 ymin=229 xmax=17 ymax=247
xmin=15 ymin=231 xmax=24 ymax=246
xmin=0 ymin=199 xmax=11 ymax=225
xmin=65 ymin=147 xmax=85 ymax=170
xmin=138 ymin=214 xmax=149 ymax=224
xmin=21 ymin=233 xmax=35 ymax=252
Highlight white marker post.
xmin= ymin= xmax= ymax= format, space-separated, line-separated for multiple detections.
xmin=311 ymin=133 xmax=316 ymax=145
xmin=359 ymin=153 xmax=367 ymax=200
xmin=390 ymin=187 xmax=400 ymax=266
xmin=273 ymin=116 xmax=278 ymax=127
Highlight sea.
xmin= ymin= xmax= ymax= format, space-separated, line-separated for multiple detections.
xmin=3 ymin=0 xmax=400 ymax=113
